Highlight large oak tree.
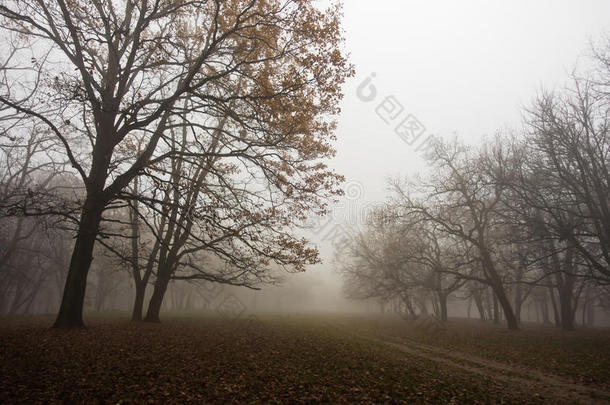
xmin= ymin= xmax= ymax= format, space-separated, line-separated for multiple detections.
xmin=0 ymin=0 xmax=352 ymax=327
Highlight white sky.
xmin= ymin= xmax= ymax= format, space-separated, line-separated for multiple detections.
xmin=257 ymin=0 xmax=610 ymax=311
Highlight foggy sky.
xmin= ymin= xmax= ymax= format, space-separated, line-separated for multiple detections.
xmin=271 ymin=0 xmax=610 ymax=312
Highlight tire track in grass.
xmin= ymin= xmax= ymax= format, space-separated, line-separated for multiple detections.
xmin=327 ymin=321 xmax=610 ymax=405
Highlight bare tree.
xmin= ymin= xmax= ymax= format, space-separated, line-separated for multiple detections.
xmin=518 ymin=84 xmax=610 ymax=285
xmin=392 ymin=139 xmax=520 ymax=330
xmin=339 ymin=207 xmax=463 ymax=322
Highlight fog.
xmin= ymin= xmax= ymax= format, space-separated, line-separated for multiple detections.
xmin=2 ymin=0 xmax=610 ymax=324
xmin=276 ymin=0 xmax=610 ymax=314
xmin=4 ymin=1 xmax=610 ymax=403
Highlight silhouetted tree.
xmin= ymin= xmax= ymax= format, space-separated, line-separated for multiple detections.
xmin=0 ymin=0 xmax=352 ymax=327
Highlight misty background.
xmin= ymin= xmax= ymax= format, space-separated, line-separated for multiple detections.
xmin=254 ymin=0 xmax=610 ymax=314
xmin=3 ymin=0 xmax=610 ymax=318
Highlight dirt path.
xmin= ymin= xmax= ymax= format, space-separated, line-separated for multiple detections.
xmin=328 ymin=322 xmax=610 ymax=404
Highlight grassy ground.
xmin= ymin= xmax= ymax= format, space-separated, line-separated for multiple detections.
xmin=339 ymin=315 xmax=610 ymax=389
xmin=0 ymin=313 xmax=607 ymax=404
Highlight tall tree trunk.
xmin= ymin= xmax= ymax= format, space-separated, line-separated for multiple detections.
xmin=53 ymin=198 xmax=104 ymax=328
xmin=473 ymin=289 xmax=486 ymax=321
xmin=128 ymin=181 xmax=146 ymax=322
xmin=492 ymin=293 xmax=500 ymax=324
xmin=556 ymin=275 xmax=575 ymax=331
xmin=558 ymin=289 xmax=575 ymax=331
xmin=131 ymin=282 xmax=147 ymax=322
xmin=94 ymin=289 xmax=104 ymax=312
xmin=514 ymin=278 xmax=523 ymax=323
xmin=171 ymin=284 xmax=178 ymax=311
xmin=485 ymin=289 xmax=494 ymax=321
xmin=22 ymin=280 xmax=42 ymax=314
xmin=438 ymin=292 xmax=448 ymax=322
xmin=492 ymin=283 xmax=519 ymax=330
xmin=400 ymin=292 xmax=417 ymax=320
xmin=480 ymin=248 xmax=518 ymax=330
xmin=540 ymin=293 xmax=551 ymax=325
xmin=185 ymin=290 xmax=193 ymax=311
xmin=515 ymin=299 xmax=522 ymax=324
xmin=144 ymin=265 xmax=172 ymax=323
xmin=414 ymin=295 xmax=427 ymax=317
xmin=555 ymin=267 xmax=576 ymax=331
xmin=527 ymin=301 xmax=540 ymax=323
xmin=586 ymin=298 xmax=595 ymax=327
xmin=9 ymin=283 xmax=24 ymax=315
xmin=431 ymin=293 xmax=439 ymax=318
xmin=548 ymin=287 xmax=561 ymax=327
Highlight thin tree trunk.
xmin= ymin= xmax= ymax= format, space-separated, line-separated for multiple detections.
xmin=9 ymin=283 xmax=24 ymax=315
xmin=473 ymin=289 xmax=486 ymax=321
xmin=131 ymin=282 xmax=147 ymax=321
xmin=492 ymin=283 xmax=519 ymax=330
xmin=531 ymin=301 xmax=536 ymax=323
xmin=492 ymin=293 xmax=500 ymax=324
xmin=431 ymin=293 xmax=439 ymax=319
xmin=540 ymin=294 xmax=550 ymax=325
xmin=484 ymin=289 xmax=493 ymax=321
xmin=438 ymin=293 xmax=448 ymax=322
xmin=128 ymin=179 xmax=146 ymax=322
xmin=558 ymin=289 xmax=575 ymax=331
xmin=22 ymin=281 xmax=42 ymax=314
xmin=514 ymin=279 xmax=522 ymax=323
xmin=587 ymin=299 xmax=595 ymax=327
xmin=548 ymin=287 xmax=560 ymax=327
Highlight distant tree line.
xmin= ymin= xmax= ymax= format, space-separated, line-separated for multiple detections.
xmin=340 ymin=36 xmax=610 ymax=331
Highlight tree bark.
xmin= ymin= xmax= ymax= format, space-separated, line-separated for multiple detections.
xmin=558 ymin=291 xmax=575 ymax=331
xmin=555 ymin=263 xmax=576 ymax=331
xmin=480 ymin=249 xmax=518 ymax=329
xmin=492 ymin=283 xmax=519 ymax=330
xmin=128 ymin=183 xmax=146 ymax=322
xmin=514 ymin=278 xmax=523 ymax=323
xmin=131 ymin=282 xmax=147 ymax=322
xmin=439 ymin=293 xmax=448 ymax=322
xmin=587 ymin=299 xmax=595 ymax=327
xmin=557 ymin=284 xmax=575 ymax=331
xmin=53 ymin=198 xmax=104 ymax=328
xmin=9 ymin=283 xmax=24 ymax=315
xmin=548 ymin=287 xmax=561 ymax=327
xmin=144 ymin=266 xmax=172 ymax=323
xmin=492 ymin=293 xmax=500 ymax=324
xmin=473 ymin=289 xmax=486 ymax=321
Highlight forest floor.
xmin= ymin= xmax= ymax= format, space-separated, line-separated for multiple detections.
xmin=0 ymin=313 xmax=609 ymax=404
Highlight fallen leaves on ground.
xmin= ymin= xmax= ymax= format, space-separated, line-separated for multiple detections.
xmin=0 ymin=315 xmax=544 ymax=404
